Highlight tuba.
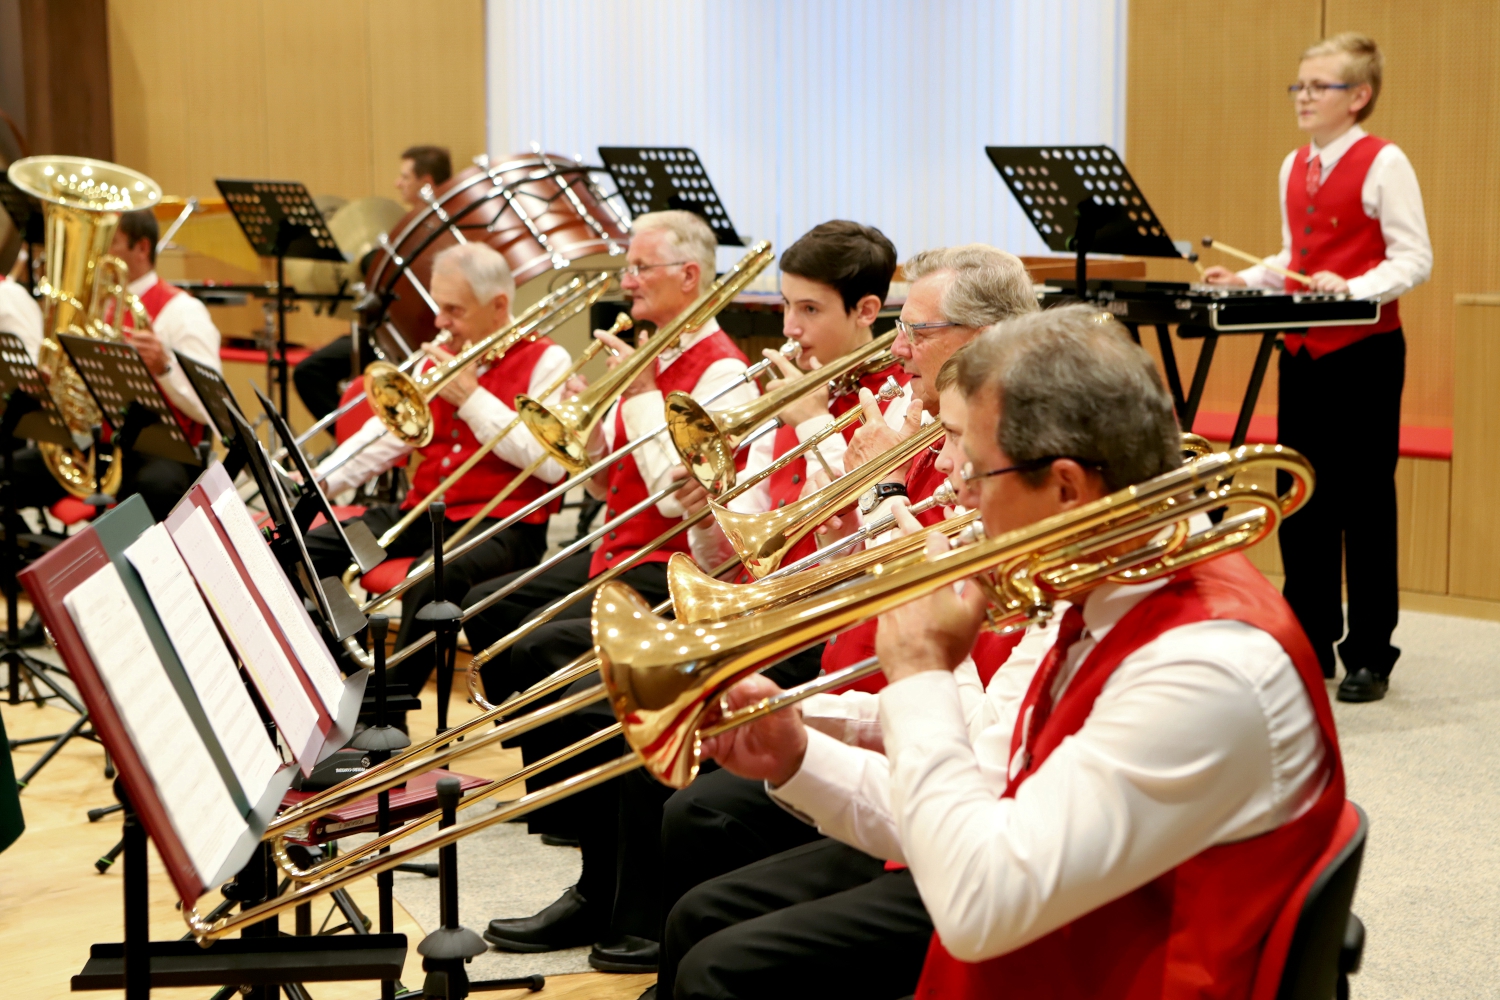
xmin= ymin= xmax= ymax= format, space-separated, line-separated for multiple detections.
xmin=7 ymin=156 xmax=163 ymax=498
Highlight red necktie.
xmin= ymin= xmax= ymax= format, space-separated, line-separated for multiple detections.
xmin=1014 ymin=604 xmax=1087 ymax=775
xmin=1305 ymin=154 xmax=1322 ymax=199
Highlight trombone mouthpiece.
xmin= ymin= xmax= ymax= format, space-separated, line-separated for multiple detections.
xmin=932 ymin=481 xmax=958 ymax=506
xmin=877 ymin=376 xmax=902 ymax=401
xmin=1201 ymin=235 xmax=1214 ymax=248
xmin=780 ymin=340 xmax=802 ymax=362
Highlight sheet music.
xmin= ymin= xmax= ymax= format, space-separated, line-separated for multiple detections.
xmin=64 ymin=563 xmax=246 ymax=882
xmin=209 ymin=490 xmax=346 ymax=714
xmin=124 ymin=523 xmax=282 ymax=804
xmin=170 ymin=506 xmax=320 ymax=757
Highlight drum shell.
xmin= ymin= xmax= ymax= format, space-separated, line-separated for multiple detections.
xmin=364 ymin=155 xmax=628 ymax=357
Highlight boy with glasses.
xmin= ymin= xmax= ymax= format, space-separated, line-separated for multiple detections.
xmin=1204 ymin=32 xmax=1430 ymax=703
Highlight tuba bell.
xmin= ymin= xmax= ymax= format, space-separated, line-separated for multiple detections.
xmin=6 ymin=156 xmax=163 ymax=498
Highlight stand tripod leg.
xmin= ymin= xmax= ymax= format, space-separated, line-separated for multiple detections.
xmin=17 ymin=712 xmax=89 ymax=788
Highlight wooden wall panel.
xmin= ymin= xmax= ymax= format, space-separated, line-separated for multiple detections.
xmin=1128 ymin=0 xmax=1500 ymax=428
xmin=107 ymin=0 xmax=486 ymax=203
xmin=1126 ymin=0 xmax=1319 ymax=420
xmin=367 ymin=0 xmax=489 ymax=192
xmin=1448 ymin=297 xmax=1500 ymax=600
xmin=1324 ymin=0 xmax=1500 ymax=427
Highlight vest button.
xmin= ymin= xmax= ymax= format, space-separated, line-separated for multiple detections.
xmin=791 ymin=474 xmax=800 ymax=485
xmin=607 ymin=509 xmax=615 ymax=517
xmin=615 ymin=462 xmax=624 ymax=472
xmin=441 ymin=458 xmax=450 ymax=468
xmin=608 ymin=531 xmax=617 ymax=540
xmin=610 ymin=485 xmax=618 ymax=493
xmin=453 ymin=444 xmax=462 ymax=453
xmin=1306 ymin=205 xmax=1315 ymax=214
xmin=452 ymin=429 xmax=460 ymax=439
xmin=1303 ymin=225 xmax=1313 ymax=235
xmin=603 ymin=551 xmax=613 ymax=561
xmin=778 ymin=499 xmax=786 ymax=508
xmin=1299 ymin=247 xmax=1309 ymax=256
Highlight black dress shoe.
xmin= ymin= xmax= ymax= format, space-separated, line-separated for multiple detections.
xmin=636 ymin=987 xmax=657 ymax=1000
xmin=483 ymin=886 xmax=600 ymax=952
xmin=1337 ymin=668 xmax=1389 ymax=703
xmin=589 ymin=934 xmax=659 ymax=972
xmin=540 ymin=833 xmax=580 ymax=848
xmin=12 ymin=612 xmax=44 ymax=648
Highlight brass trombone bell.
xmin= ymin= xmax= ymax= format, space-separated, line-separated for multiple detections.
xmin=516 ymin=240 xmax=775 ymax=474
xmin=666 ymin=329 xmax=899 ymax=493
xmin=595 ymin=443 xmax=1315 ymax=788
xmin=361 ymin=270 xmax=613 ymax=448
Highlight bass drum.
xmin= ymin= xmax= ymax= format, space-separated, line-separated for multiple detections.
xmin=361 ymin=152 xmax=629 ymax=361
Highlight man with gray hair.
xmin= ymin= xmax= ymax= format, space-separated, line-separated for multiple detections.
xmin=686 ymin=304 xmax=1342 ymax=1000
xmin=306 ymin=241 xmax=571 ymax=670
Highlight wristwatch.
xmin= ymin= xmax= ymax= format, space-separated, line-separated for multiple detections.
xmin=858 ymin=481 xmax=907 ymax=515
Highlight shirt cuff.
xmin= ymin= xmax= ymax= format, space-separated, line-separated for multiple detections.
xmin=1344 ymin=274 xmax=1385 ymax=303
xmin=878 ymin=670 xmax=968 ymax=762
xmin=456 ymin=385 xmax=514 ymax=434
xmin=767 ymin=727 xmax=878 ymax=819
xmin=620 ymin=390 xmax=667 ymax=442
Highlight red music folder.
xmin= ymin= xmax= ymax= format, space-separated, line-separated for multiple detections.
xmin=19 ymin=497 xmax=292 ymax=906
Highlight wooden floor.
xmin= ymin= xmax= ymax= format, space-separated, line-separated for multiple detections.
xmin=0 ymin=605 xmax=652 ymax=1000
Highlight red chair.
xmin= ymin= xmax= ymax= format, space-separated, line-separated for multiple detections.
xmin=1252 ymin=801 xmax=1368 ymax=1000
xmin=49 ymin=497 xmax=102 ymax=527
xmin=359 ymin=557 xmax=415 ymax=596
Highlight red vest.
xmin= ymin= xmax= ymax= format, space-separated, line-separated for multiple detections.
xmin=128 ymin=278 xmax=206 ymax=448
xmin=747 ymin=362 xmax=911 ymax=582
xmin=401 ymin=336 xmax=561 ymax=523
xmin=589 ymin=330 xmax=749 ymax=577
xmin=1283 ymin=135 xmax=1401 ymax=358
xmin=916 ymin=555 xmax=1346 ymax=1000
xmin=822 ymin=433 xmax=954 ymax=693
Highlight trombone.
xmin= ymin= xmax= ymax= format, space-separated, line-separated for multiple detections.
xmin=335 ymin=241 xmax=779 ymax=668
xmin=184 ymin=443 xmax=1311 ymax=942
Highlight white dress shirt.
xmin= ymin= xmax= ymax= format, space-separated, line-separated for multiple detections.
xmin=770 ymin=573 xmax=1327 ymax=963
xmin=1238 ymin=125 xmax=1432 ymax=302
xmin=316 ymin=339 xmax=571 ymax=497
xmin=130 ymin=272 xmax=221 ymax=428
xmin=598 ymin=319 xmax=758 ymax=518
xmin=0 ymin=277 xmax=43 ymax=363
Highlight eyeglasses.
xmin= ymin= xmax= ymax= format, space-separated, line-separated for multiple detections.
xmin=1286 ymin=82 xmax=1352 ymax=99
xmin=960 ymin=456 xmax=1102 ymax=483
xmin=620 ymin=261 xmax=691 ymax=278
xmin=894 ymin=318 xmax=961 ymax=341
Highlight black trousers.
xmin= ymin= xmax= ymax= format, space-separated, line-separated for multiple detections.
xmin=293 ymin=334 xmax=353 ymax=420
xmin=305 ymin=503 xmax=548 ymax=684
xmin=660 ymin=838 xmax=933 ymax=1000
xmin=463 ymin=549 xmax=823 ymax=937
xmin=1277 ymin=329 xmax=1405 ymax=678
xmin=9 ymin=444 xmax=196 ymax=522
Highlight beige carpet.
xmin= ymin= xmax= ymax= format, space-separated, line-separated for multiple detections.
xmin=1330 ymin=608 xmax=1500 ymax=999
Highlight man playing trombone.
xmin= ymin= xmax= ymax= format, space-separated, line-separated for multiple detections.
xmin=665 ymin=305 xmax=1343 ymax=1000
xmin=307 ymin=242 xmax=570 ymax=661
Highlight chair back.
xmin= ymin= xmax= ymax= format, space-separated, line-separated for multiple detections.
xmin=1252 ymin=800 xmax=1368 ymax=1000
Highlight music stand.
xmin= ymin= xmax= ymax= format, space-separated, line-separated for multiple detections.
xmin=250 ymin=383 xmax=385 ymax=573
xmin=227 ymin=403 xmax=367 ymax=644
xmin=177 ymin=352 xmax=254 ymax=478
xmin=214 ymin=179 xmax=345 ymax=421
xmin=0 ymin=174 xmax=43 ymax=292
xmin=598 ymin=147 xmax=744 ymax=246
xmin=985 ymin=145 xmax=1187 ymax=294
xmin=55 ymin=334 xmax=201 ymax=470
xmin=0 ymin=332 xmax=97 ymax=781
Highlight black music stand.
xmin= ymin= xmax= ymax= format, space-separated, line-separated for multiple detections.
xmin=985 ymin=145 xmax=1188 ymax=294
xmin=0 ymin=174 xmax=43 ymax=292
xmin=55 ymin=335 xmax=202 ymax=473
xmin=176 ymin=352 xmax=255 ymax=478
xmin=0 ymin=332 xmax=98 ymax=780
xmin=226 ymin=403 xmax=367 ymax=645
xmin=214 ymin=179 xmax=345 ymax=421
xmin=598 ymin=147 xmax=744 ymax=246
xmin=250 ymin=384 xmax=385 ymax=573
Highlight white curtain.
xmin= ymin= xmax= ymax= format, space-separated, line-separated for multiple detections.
xmin=486 ymin=0 xmax=1127 ymax=264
